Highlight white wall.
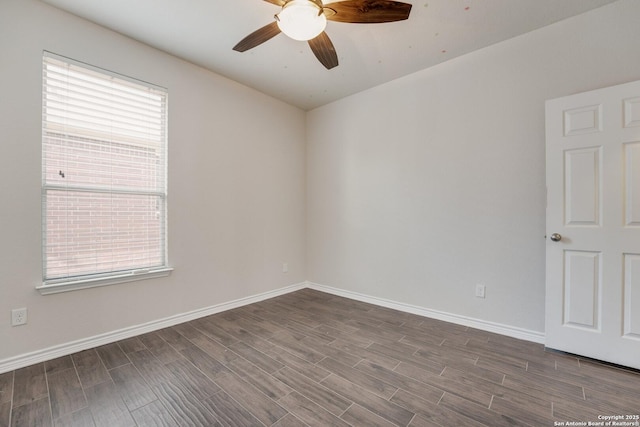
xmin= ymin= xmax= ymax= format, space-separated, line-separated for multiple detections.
xmin=306 ymin=0 xmax=640 ymax=333
xmin=0 ymin=0 xmax=306 ymax=363
xmin=2 ymin=0 xmax=639 ymax=366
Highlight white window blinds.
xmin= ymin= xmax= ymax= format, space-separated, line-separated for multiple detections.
xmin=42 ymin=52 xmax=169 ymax=288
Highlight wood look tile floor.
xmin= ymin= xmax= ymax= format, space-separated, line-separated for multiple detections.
xmin=2 ymin=289 xmax=639 ymax=427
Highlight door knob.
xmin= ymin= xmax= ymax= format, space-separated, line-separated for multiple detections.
xmin=550 ymin=233 xmax=562 ymax=242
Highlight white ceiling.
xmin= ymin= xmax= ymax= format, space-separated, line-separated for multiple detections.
xmin=41 ymin=0 xmax=618 ymax=110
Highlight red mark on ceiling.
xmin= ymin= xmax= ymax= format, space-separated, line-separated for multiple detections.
xmin=465 ymin=6 xmax=470 ymax=10
xmin=441 ymin=50 xmax=447 ymax=53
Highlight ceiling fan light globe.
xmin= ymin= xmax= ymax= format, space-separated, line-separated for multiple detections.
xmin=276 ymin=0 xmax=327 ymax=41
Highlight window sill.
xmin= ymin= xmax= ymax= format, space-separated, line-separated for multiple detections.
xmin=36 ymin=267 xmax=173 ymax=295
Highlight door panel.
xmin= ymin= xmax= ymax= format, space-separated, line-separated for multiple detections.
xmin=624 ymin=97 xmax=640 ymax=128
xmin=546 ymin=79 xmax=640 ymax=369
xmin=563 ymin=104 xmax=602 ymax=136
xmin=624 ymin=253 xmax=640 ymax=339
xmin=625 ymin=142 xmax=640 ymax=226
xmin=563 ymin=250 xmax=601 ymax=330
xmin=564 ymin=147 xmax=602 ymax=226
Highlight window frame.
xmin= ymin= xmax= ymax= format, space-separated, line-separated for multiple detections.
xmin=38 ymin=52 xmax=172 ymax=295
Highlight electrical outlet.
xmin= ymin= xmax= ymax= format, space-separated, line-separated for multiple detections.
xmin=475 ymin=284 xmax=486 ymax=299
xmin=282 ymin=262 xmax=288 ymax=273
xmin=11 ymin=308 xmax=27 ymax=326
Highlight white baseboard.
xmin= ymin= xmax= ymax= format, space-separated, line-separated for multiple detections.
xmin=0 ymin=282 xmax=306 ymax=374
xmin=305 ymin=282 xmax=545 ymax=344
xmin=1 ymin=280 xmax=545 ymax=374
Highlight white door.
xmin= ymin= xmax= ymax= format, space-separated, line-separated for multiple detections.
xmin=546 ymin=80 xmax=640 ymax=369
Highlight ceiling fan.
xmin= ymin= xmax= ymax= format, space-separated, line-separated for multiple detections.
xmin=233 ymin=0 xmax=412 ymax=69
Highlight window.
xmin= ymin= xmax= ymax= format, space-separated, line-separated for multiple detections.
xmin=39 ymin=52 xmax=170 ymax=294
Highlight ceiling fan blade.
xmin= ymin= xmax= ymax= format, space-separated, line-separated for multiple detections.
xmin=233 ymin=22 xmax=281 ymax=52
xmin=325 ymin=0 xmax=412 ymax=23
xmin=263 ymin=0 xmax=286 ymax=5
xmin=308 ymin=32 xmax=339 ymax=70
